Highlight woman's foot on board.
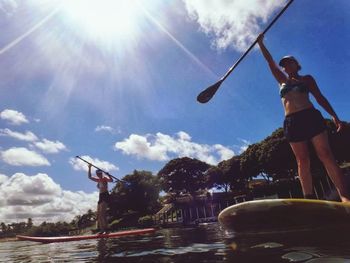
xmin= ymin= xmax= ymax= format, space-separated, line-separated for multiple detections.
xmin=98 ymin=229 xmax=110 ymax=234
xmin=340 ymin=196 xmax=350 ymax=203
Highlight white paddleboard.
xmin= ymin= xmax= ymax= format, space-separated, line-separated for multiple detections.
xmin=218 ymin=199 xmax=350 ymax=234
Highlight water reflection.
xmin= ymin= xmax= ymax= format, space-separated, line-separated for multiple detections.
xmin=224 ymin=227 xmax=350 ymax=263
xmin=1 ymin=223 xmax=350 ymax=262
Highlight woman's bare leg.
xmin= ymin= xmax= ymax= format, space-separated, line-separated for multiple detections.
xmin=99 ymin=202 xmax=108 ymax=231
xmin=311 ymin=131 xmax=350 ymax=202
xmin=97 ymin=203 xmax=101 ymax=230
xmin=289 ymin=141 xmax=314 ymax=197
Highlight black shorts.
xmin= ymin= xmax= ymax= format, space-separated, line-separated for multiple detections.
xmin=98 ymin=192 xmax=110 ymax=204
xmin=283 ymin=108 xmax=326 ymax=142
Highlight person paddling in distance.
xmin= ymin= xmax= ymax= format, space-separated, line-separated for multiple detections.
xmin=257 ymin=33 xmax=349 ymax=202
xmin=88 ymin=164 xmax=113 ymax=234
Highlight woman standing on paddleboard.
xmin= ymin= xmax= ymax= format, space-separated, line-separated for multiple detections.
xmin=257 ymin=33 xmax=349 ymax=203
xmin=88 ymin=164 xmax=113 ymax=233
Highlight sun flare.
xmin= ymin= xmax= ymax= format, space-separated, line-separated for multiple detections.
xmin=61 ymin=0 xmax=142 ymax=40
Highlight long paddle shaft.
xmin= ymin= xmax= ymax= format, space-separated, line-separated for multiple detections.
xmin=76 ymin=155 xmax=125 ymax=183
xmin=197 ymin=0 xmax=294 ymax=103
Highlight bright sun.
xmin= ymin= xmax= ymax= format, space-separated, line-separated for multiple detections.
xmin=61 ymin=0 xmax=142 ymax=40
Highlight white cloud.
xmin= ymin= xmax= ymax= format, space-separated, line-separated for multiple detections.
xmin=0 ymin=109 xmax=29 ymax=125
xmin=214 ymin=144 xmax=236 ymax=160
xmin=0 ymin=128 xmax=38 ymax=142
xmin=115 ymin=134 xmax=169 ymax=161
xmin=4 ymin=173 xmax=60 ymax=205
xmin=183 ymin=0 xmax=287 ymax=51
xmin=33 ymin=138 xmax=67 ymax=154
xmin=70 ymin=155 xmax=119 ymax=173
xmin=95 ymin=125 xmax=121 ymax=134
xmin=0 ymin=147 xmax=50 ymax=166
xmin=0 ymin=0 xmax=18 ymax=17
xmin=0 ymin=173 xmax=8 ymax=185
xmin=237 ymin=138 xmax=251 ymax=153
xmin=177 ymin=131 xmax=191 ymax=141
xmin=0 ymin=127 xmax=67 ymax=154
xmin=95 ymin=125 xmax=112 ymax=132
xmin=115 ymin=131 xmax=235 ymax=165
xmin=95 ymin=125 xmax=113 ymax=133
xmin=0 ymin=173 xmax=98 ymax=224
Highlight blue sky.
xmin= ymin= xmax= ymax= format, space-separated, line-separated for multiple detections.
xmin=0 ymin=0 xmax=349 ymax=223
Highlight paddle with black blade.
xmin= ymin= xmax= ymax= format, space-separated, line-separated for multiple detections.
xmin=76 ymin=155 xmax=128 ymax=184
xmin=197 ymin=0 xmax=294 ymax=103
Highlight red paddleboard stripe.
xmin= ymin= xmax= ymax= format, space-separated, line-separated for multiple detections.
xmin=17 ymin=228 xmax=156 ymax=243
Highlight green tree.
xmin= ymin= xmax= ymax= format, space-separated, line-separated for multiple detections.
xmin=27 ymin=218 xmax=33 ymax=229
xmin=207 ymin=157 xmax=244 ymax=192
xmin=1 ymin=222 xmax=7 ymax=233
xmin=11 ymin=222 xmax=27 ymax=234
xmin=257 ymin=128 xmax=296 ymax=180
xmin=77 ymin=210 xmax=96 ymax=229
xmin=327 ymin=120 xmax=350 ymax=162
xmin=158 ymin=157 xmax=211 ymax=195
xmin=240 ymin=143 xmax=262 ymax=180
xmin=239 ymin=121 xmax=350 ymax=183
xmin=110 ymin=170 xmax=161 ymax=216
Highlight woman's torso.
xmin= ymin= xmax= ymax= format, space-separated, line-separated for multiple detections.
xmin=97 ymin=180 xmax=108 ymax=193
xmin=280 ymin=76 xmax=314 ymax=116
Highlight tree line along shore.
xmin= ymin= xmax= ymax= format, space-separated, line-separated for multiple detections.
xmin=2 ymin=120 xmax=350 ymax=238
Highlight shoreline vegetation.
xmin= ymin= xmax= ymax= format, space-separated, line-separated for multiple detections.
xmin=2 ymin=121 xmax=350 ymax=240
xmin=0 ymin=237 xmax=17 ymax=242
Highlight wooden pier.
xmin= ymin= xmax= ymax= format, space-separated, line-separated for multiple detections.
xmin=153 ymin=193 xmax=250 ymax=226
xmin=153 ymin=174 xmax=341 ymax=227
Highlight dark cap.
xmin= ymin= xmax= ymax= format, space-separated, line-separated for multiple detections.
xmin=96 ymin=169 xmax=103 ymax=174
xmin=279 ymin=55 xmax=298 ymax=67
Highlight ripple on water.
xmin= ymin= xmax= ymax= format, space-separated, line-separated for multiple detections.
xmin=3 ymin=224 xmax=350 ymax=262
xmin=113 ymin=242 xmax=226 ymax=258
xmin=305 ymin=258 xmax=350 ymax=263
xmin=282 ymin=252 xmax=314 ymax=262
xmin=251 ymin=242 xmax=284 ymax=249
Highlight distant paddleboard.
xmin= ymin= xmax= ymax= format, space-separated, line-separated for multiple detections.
xmin=17 ymin=228 xmax=156 ymax=243
xmin=218 ymin=199 xmax=350 ymax=234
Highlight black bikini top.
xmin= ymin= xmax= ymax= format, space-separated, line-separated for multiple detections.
xmin=279 ymin=82 xmax=309 ymax=98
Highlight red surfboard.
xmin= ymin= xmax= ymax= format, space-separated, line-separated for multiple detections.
xmin=17 ymin=228 xmax=156 ymax=243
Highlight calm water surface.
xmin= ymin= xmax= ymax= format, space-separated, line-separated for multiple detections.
xmin=2 ymin=223 xmax=350 ymax=262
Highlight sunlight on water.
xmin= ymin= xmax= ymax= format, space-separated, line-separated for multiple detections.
xmin=1 ymin=223 xmax=350 ymax=262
